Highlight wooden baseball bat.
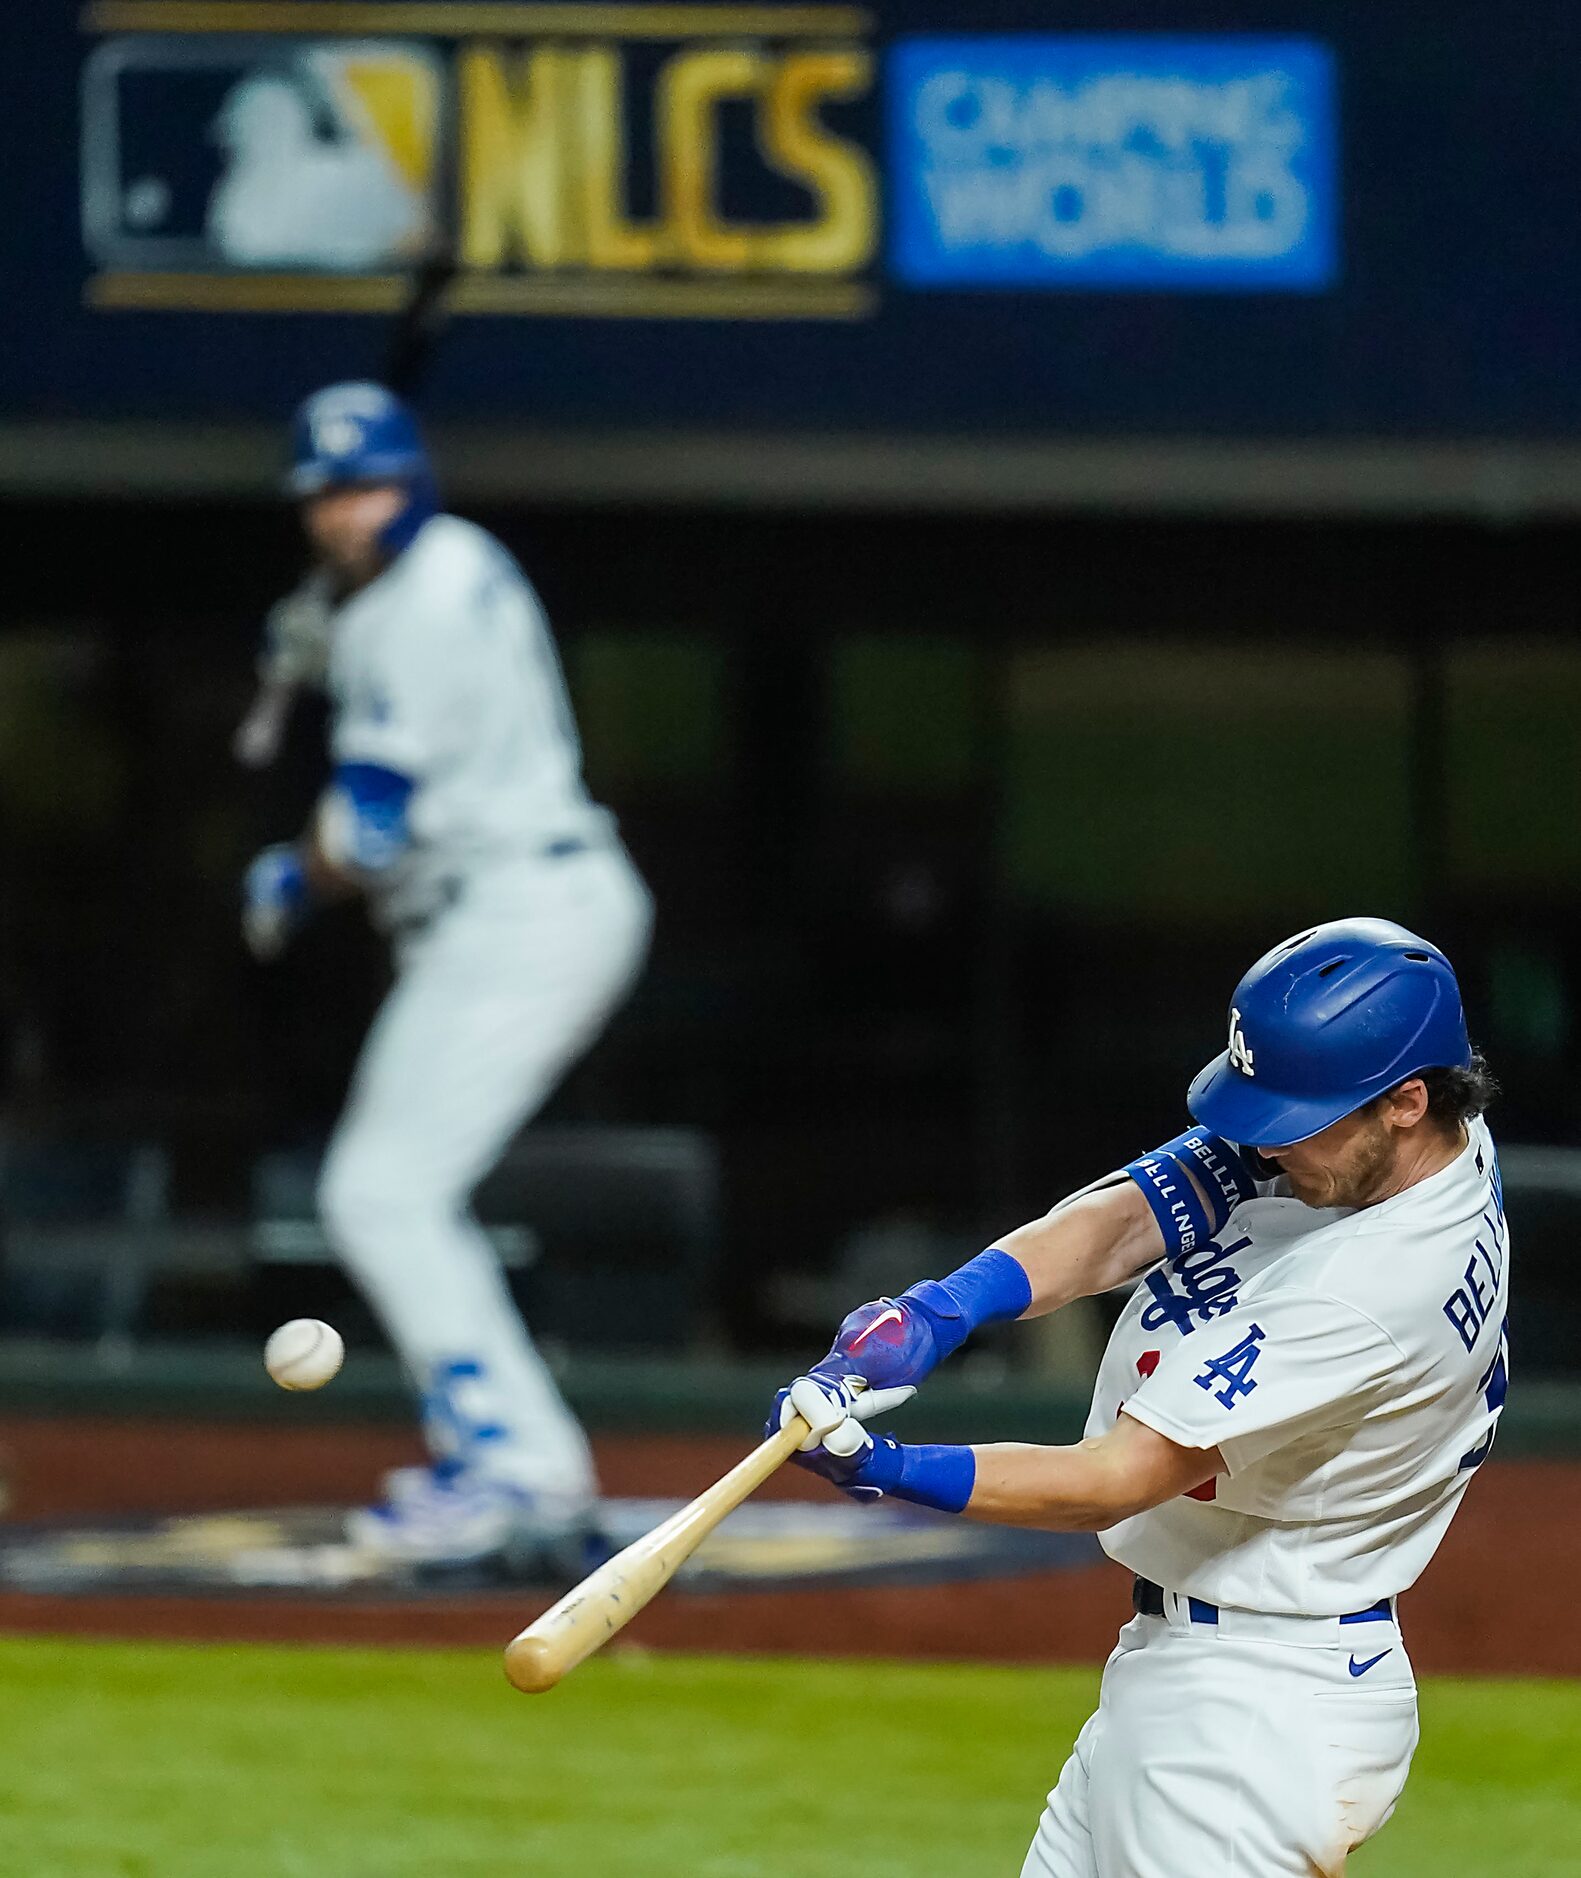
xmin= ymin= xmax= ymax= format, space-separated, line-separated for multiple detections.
xmin=504 ymin=1414 xmax=810 ymax=1694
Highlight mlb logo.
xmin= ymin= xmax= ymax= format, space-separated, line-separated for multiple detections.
xmin=81 ymin=37 xmax=442 ymax=272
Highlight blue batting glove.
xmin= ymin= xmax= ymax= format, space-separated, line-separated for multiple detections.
xmin=809 ymin=1295 xmax=949 ymax=1394
xmin=242 ymin=844 xmax=311 ymax=961
xmin=807 ymin=1252 xmax=1033 ymax=1395
xmin=770 ymin=1375 xmax=975 ymax=1511
xmin=768 ymin=1374 xmax=915 ymax=1495
xmin=799 ymin=1418 xmax=895 ymax=1501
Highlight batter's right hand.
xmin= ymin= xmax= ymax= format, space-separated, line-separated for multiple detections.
xmin=242 ymin=844 xmax=310 ymax=961
xmin=773 ymin=1374 xmax=916 ymax=1452
xmin=768 ymin=1375 xmax=915 ymax=1497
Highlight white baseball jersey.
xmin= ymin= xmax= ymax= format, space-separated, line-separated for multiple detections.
xmin=1091 ymin=1116 xmax=1509 ymax=1614
xmin=327 ymin=514 xmax=611 ymax=928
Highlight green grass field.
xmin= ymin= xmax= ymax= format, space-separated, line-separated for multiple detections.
xmin=0 ymin=1638 xmax=1576 ymax=1876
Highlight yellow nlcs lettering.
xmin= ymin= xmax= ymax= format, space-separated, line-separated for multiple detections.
xmin=460 ymin=42 xmax=875 ymax=275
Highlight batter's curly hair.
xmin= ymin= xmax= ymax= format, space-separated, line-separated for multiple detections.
xmin=1406 ymin=1049 xmax=1499 ymax=1127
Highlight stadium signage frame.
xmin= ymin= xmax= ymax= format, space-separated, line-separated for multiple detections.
xmin=80 ymin=0 xmax=881 ymax=321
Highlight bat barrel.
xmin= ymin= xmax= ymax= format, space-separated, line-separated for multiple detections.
xmin=503 ymin=1632 xmax=564 ymax=1694
xmin=502 ymin=1418 xmax=809 ymax=1693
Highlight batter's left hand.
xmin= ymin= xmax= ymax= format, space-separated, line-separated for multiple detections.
xmin=807 ymin=1294 xmax=946 ymax=1395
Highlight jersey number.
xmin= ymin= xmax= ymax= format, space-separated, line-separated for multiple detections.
xmin=1459 ymin=1316 xmax=1509 ymax=1472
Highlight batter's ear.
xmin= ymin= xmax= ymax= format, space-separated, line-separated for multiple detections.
xmin=1382 ymin=1077 xmax=1431 ymax=1130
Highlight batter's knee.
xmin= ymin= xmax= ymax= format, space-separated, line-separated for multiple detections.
xmin=317 ymin=1146 xmax=420 ymax=1263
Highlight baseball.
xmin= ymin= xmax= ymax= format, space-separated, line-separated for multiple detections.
xmin=264 ymin=1318 xmax=345 ymax=1391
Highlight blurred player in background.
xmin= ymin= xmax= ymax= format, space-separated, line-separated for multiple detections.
xmin=240 ymin=381 xmax=652 ymax=1566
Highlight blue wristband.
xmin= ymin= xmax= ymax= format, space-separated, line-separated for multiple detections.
xmin=900 ymin=1249 xmax=1032 ymax=1363
xmin=1124 ymin=1129 xmax=1255 ymax=1258
xmin=1172 ymin=1131 xmax=1257 ymax=1226
xmin=862 ymin=1438 xmax=977 ymax=1514
xmin=325 ymin=761 xmax=416 ymax=871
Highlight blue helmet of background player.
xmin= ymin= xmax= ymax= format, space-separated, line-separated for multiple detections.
xmin=285 ymin=381 xmax=436 ymax=554
xmin=1187 ymin=916 xmax=1473 ymax=1149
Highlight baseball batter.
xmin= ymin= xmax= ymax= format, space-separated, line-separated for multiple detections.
xmin=242 ymin=381 xmax=651 ymax=1564
xmin=775 ymin=918 xmax=1506 ymax=1874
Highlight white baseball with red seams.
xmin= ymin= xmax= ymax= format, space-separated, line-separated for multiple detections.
xmin=264 ymin=1318 xmax=346 ymax=1391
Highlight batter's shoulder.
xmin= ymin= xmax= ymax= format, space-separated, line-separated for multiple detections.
xmin=1288 ymin=1226 xmax=1413 ymax=1332
xmin=1265 ymin=1189 xmax=1482 ymax=1347
xmin=387 ymin=516 xmax=539 ymax=640
xmin=1249 ymin=1210 xmax=1376 ymax=1311
xmin=403 ymin=514 xmax=509 ymax=591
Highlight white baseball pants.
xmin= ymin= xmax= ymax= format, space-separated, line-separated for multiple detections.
xmin=318 ymin=844 xmax=652 ymax=1501
xmin=1022 ymin=1600 xmax=1419 ymax=1878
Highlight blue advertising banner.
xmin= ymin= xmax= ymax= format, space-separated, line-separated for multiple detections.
xmin=888 ymin=37 xmax=1336 ymax=291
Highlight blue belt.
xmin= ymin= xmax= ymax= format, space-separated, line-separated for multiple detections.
xmin=1132 ymin=1576 xmax=1394 ymax=1626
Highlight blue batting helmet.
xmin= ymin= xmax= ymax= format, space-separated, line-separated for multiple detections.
xmin=1187 ymin=917 xmax=1473 ymax=1149
xmin=285 ymin=381 xmax=436 ymax=552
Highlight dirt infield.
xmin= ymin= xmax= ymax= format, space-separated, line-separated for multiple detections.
xmin=0 ymin=1417 xmax=1574 ymax=1677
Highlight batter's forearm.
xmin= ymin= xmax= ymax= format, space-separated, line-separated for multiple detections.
xmin=964 ymin=1440 xmax=1141 ymax=1529
xmin=963 ymin=1418 xmax=1222 ymax=1530
xmin=809 ymin=1178 xmax=1162 ymax=1394
xmin=996 ymin=1179 xmax=1166 ymax=1318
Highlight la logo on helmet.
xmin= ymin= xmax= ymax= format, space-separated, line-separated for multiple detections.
xmin=311 ymin=411 xmax=364 ymax=458
xmin=1228 ymin=1008 xmax=1256 ymax=1077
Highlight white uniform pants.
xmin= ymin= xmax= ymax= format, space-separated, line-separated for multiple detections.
xmin=1022 ymin=1600 xmax=1419 ymax=1878
xmin=318 ymin=844 xmax=652 ymax=1500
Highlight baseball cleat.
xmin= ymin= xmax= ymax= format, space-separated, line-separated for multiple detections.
xmin=346 ymin=1464 xmax=597 ymax=1572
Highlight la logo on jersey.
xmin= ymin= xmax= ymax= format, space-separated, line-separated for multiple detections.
xmin=1228 ymin=1007 xmax=1256 ymax=1076
xmin=1193 ymin=1324 xmax=1266 ymax=1408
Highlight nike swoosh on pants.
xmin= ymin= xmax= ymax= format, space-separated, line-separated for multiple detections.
xmin=1348 ymin=1650 xmax=1392 ymax=1678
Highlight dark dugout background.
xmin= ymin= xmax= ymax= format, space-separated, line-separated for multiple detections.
xmin=5 ymin=497 xmax=1578 ymax=1367
xmin=1 ymin=1 xmax=1579 ymax=1371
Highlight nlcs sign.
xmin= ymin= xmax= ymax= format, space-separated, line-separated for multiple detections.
xmin=461 ymin=40 xmax=874 ymax=278
xmin=81 ymin=4 xmax=879 ymax=321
